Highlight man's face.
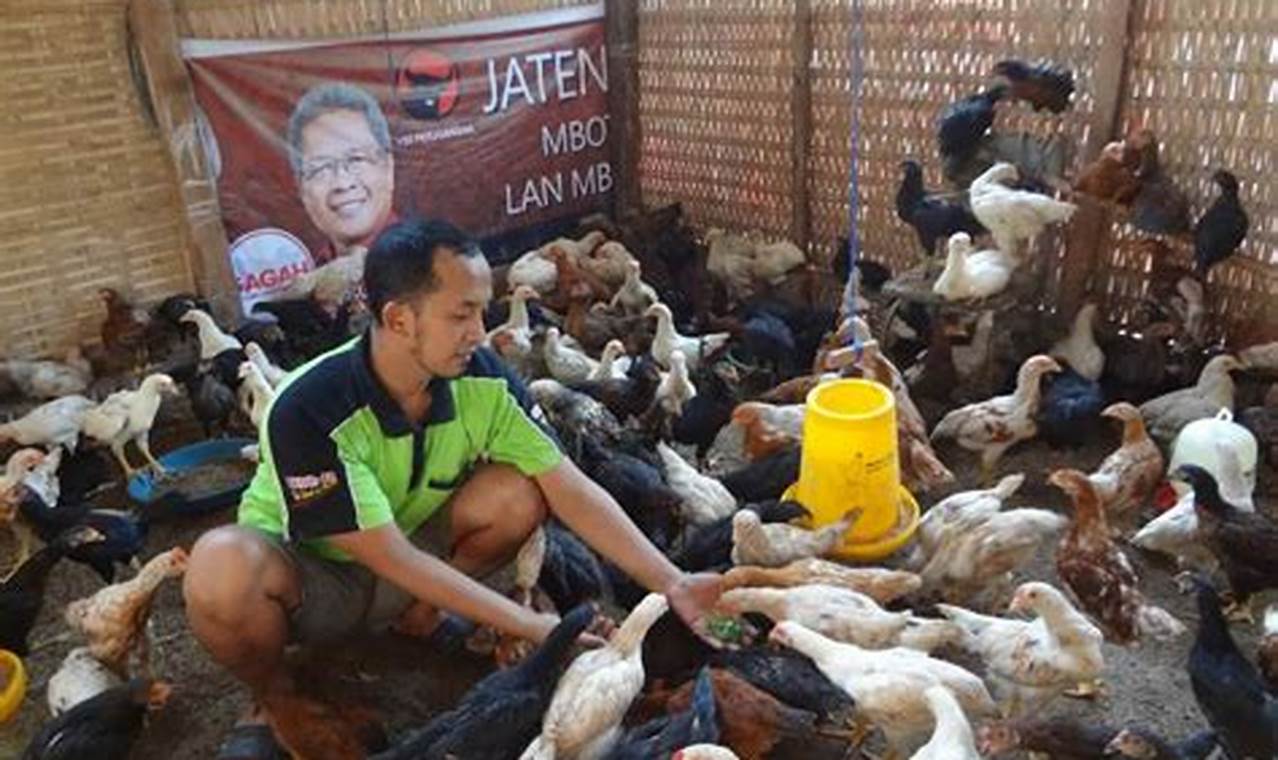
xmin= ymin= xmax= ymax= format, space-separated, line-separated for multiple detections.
xmin=403 ymin=248 xmax=493 ymax=379
xmin=297 ymin=109 xmax=395 ymax=251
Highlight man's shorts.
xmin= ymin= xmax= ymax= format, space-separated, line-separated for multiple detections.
xmin=261 ymin=502 xmax=453 ymax=644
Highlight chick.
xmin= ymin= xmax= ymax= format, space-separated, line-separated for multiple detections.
xmin=730 ymin=508 xmax=859 ymax=568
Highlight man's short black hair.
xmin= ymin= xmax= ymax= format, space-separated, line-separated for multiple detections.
xmin=364 ymin=218 xmax=483 ymax=323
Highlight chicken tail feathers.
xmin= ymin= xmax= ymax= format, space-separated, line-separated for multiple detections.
xmin=519 ymin=735 xmax=556 ymax=760
xmin=1136 ymin=603 xmax=1187 ymax=641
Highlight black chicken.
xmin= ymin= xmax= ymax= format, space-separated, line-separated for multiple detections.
xmin=1036 ymin=367 xmax=1105 ymax=449
xmin=1104 ymin=726 xmax=1217 ymax=760
xmin=718 ymin=448 xmax=802 ymax=504
xmin=253 ymin=298 xmax=353 ymax=362
xmin=1184 ymin=574 xmax=1278 ymax=759
xmin=604 ymin=667 xmax=718 ymax=760
xmin=183 ymin=371 xmax=238 ymax=438
xmin=371 ymin=605 xmax=595 ymax=760
xmin=1176 ymin=464 xmax=1278 ymax=619
xmin=17 ymin=490 xmax=147 ymax=583
xmin=1 ymin=525 xmax=102 ymax=655
xmin=671 ymin=362 xmax=742 ymax=461
xmin=568 ymin=353 xmax=662 ymax=423
xmin=896 ymin=159 xmax=987 ymax=257
xmin=937 ymin=85 xmax=1008 ymax=164
xmin=22 ymin=678 xmax=171 ymax=760
xmin=992 ymin=59 xmax=1075 ymax=113
xmin=708 ymin=646 xmax=855 ymax=725
xmin=538 ymin=520 xmax=610 ymax=613
xmin=577 ymin=436 xmax=680 ymax=550
xmin=1194 ymin=169 xmax=1249 ymax=275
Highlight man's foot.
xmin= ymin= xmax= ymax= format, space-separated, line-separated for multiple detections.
xmin=393 ymin=602 xmax=476 ymax=653
xmin=217 ymin=709 xmax=282 ymax=760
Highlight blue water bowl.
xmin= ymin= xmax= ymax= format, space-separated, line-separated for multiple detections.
xmin=128 ymin=438 xmax=257 ymax=519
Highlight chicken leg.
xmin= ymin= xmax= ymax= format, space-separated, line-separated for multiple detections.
xmin=137 ymin=433 xmax=168 ymax=476
xmin=110 ymin=441 xmax=138 ymax=479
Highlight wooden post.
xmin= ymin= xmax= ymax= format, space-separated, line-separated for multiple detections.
xmin=790 ymin=0 xmax=813 ymax=251
xmin=127 ymin=0 xmax=240 ymax=325
xmin=1058 ymin=0 xmax=1136 ymax=316
xmin=606 ymin=0 xmax=642 ymax=216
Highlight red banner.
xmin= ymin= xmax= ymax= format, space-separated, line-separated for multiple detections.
xmin=183 ymin=5 xmax=611 ymax=311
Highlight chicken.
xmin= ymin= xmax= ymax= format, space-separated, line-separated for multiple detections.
xmin=937 ymin=86 xmax=1008 ymax=164
xmin=969 ymin=162 xmax=1077 ymax=258
xmin=1050 ymin=303 xmax=1105 ymax=382
xmin=507 ymin=247 xmax=560 ymax=296
xmin=0 ymin=395 xmax=95 ymax=452
xmin=64 ymin=547 xmax=187 ymax=676
xmin=610 ymin=259 xmax=659 ymax=315
xmin=1133 ymin=446 xmax=1252 ymax=572
xmin=1184 ymin=574 xmax=1278 ymax=759
xmin=717 ymin=584 xmax=915 ymax=649
xmin=244 ymin=341 xmax=287 ymax=387
xmin=910 ymin=685 xmax=980 ymax=760
xmin=722 ymin=558 xmax=921 ymax=605
xmin=978 ymin=716 xmax=1120 ymax=758
xmin=672 ymin=746 xmax=739 ymax=760
xmin=651 ymin=350 xmax=697 ymax=422
xmin=705 ymin=230 xmax=807 ymax=303
xmin=931 ymin=355 xmax=1061 ymax=482
xmin=770 ymin=621 xmax=996 ymax=753
xmin=0 ymin=347 xmax=93 ymax=400
xmin=548 ymin=243 xmax=612 ymax=308
xmin=8 ymin=446 xmax=61 ymax=509
xmin=1089 ymin=402 xmax=1163 ymax=524
xmin=97 ymin=288 xmax=150 ymax=371
xmin=259 ymin=683 xmax=386 ymax=760
xmin=730 ymin=508 xmax=859 ymax=568
xmin=588 ymin=339 xmax=633 ymax=381
xmin=280 ymin=244 xmax=367 ymax=311
xmin=993 ymin=59 xmax=1075 ymax=113
xmin=1072 ymin=141 xmax=1141 ymax=204
xmin=48 ymin=646 xmax=124 ymax=717
xmin=572 ymin=354 xmax=661 ymax=423
xmin=718 ymin=448 xmax=800 ymax=505
xmin=1138 ymin=355 xmax=1243 ymax=448
xmin=951 ymin=309 xmax=996 ymax=387
xmin=1104 ymin=727 xmax=1219 ymax=760
xmin=15 ymin=484 xmax=147 ymax=584
xmin=179 ymin=308 xmax=244 ymax=361
xmin=1051 ymin=469 xmax=1185 ymax=644
xmin=1174 ymin=277 xmax=1207 ymax=343
xmin=916 ymin=473 xmax=1025 ymax=556
xmin=237 ymin=360 xmax=275 ymax=430
xmin=1126 ymin=129 xmax=1192 ymax=235
xmin=1 ymin=525 xmax=102 ymax=655
xmin=520 ymin=593 xmax=669 ymax=760
xmin=582 ymin=240 xmax=638 ymax=292
xmin=21 ymin=677 xmax=171 ymax=760
xmin=708 ymin=646 xmax=854 ymax=725
xmin=542 ymin=326 xmax=600 ymax=385
xmin=671 ymin=501 xmax=810 ymax=574
xmin=657 ymin=442 xmax=735 ymax=527
xmin=938 ymin=581 xmax=1104 ymax=715
xmin=605 ymin=667 xmax=718 ymax=760
xmin=646 ymin=303 xmax=730 ymax=371
xmin=1193 ymin=169 xmax=1249 ymax=275
xmin=1261 ymin=605 xmax=1278 ymax=691
xmin=895 ymin=159 xmax=986 ymax=257
xmin=1175 ymin=464 xmax=1278 ymax=623
xmin=81 ymin=373 xmax=179 ymax=477
xmin=374 ymin=605 xmax=596 ymax=759
xmin=731 ymin=401 xmax=804 ymax=462
xmin=932 ymin=231 xmax=1017 ymax=301
xmin=184 ymin=370 xmax=237 ymax=439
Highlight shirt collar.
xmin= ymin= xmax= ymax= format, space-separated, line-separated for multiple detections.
xmin=350 ymin=332 xmax=456 ymax=436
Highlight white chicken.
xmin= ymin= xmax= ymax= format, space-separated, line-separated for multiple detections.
xmin=279 ymin=244 xmax=367 ymax=312
xmin=657 ymin=442 xmax=735 ymax=526
xmin=507 ymin=232 xmax=607 ymax=296
xmin=731 ymin=401 xmax=806 ymax=463
xmin=722 ymin=558 xmax=922 ymax=605
xmin=770 ymin=621 xmax=996 ymax=754
xmin=938 ymin=581 xmax=1105 ymax=715
xmin=0 ymin=395 xmax=96 ymax=452
xmin=244 ymin=342 xmax=287 ymax=388
xmin=0 ymin=346 xmax=93 ymax=399
xmin=1088 ymin=402 xmax=1164 ymax=522
xmin=587 ymin=340 xmax=633 ymax=381
xmin=7 ymin=446 xmax=61 ymax=507
xmin=951 ymin=310 xmax=996 ymax=386
xmin=731 ymin=508 xmax=859 ymax=568
xmin=47 ymin=646 xmax=124 ymax=716
xmin=919 ymin=507 xmax=1068 ymax=607
xmin=645 ymin=303 xmax=731 ymax=371
xmin=969 ymin=162 xmax=1077 ymax=258
xmin=931 ymin=355 xmax=1061 ymax=482
xmin=1138 ymin=354 xmax=1243 ymax=447
xmin=543 ymin=327 xmax=599 ymax=385
xmin=521 ymin=593 xmax=668 ymax=760
xmin=1050 ymin=303 xmax=1105 ymax=382
xmin=653 ymin=351 xmax=697 ymax=419
xmin=237 ymin=361 xmax=275 ymax=429
xmin=910 ymin=686 xmax=981 ymax=760
xmin=673 ymin=746 xmax=739 ymax=760
xmin=933 ymin=232 xmax=1018 ymax=301
xmin=609 ymin=260 xmax=659 ymax=315
xmin=916 ymin=473 xmax=1026 ymax=557
xmin=486 ymin=285 xmax=539 ymax=361
xmin=180 ymin=309 xmax=243 ymax=361
xmin=81 ymin=373 xmax=179 ymax=477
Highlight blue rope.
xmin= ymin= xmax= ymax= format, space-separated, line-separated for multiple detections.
xmin=841 ymin=0 xmax=865 ymax=353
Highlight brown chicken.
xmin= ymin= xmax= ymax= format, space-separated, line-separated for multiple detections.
xmin=98 ymin=288 xmax=150 ymax=371
xmin=260 ymin=683 xmax=386 ymax=760
xmin=756 ymin=374 xmax=828 ymax=405
xmin=978 ymin=716 xmax=1120 ymax=758
xmin=722 ymin=557 xmax=921 ymax=604
xmin=1073 ymin=141 xmax=1141 ymax=205
xmin=732 ymin=402 xmax=803 ymax=462
xmin=547 ymin=244 xmax=611 ymax=311
xmin=1088 ymin=402 xmax=1165 ymax=526
xmin=63 ymin=547 xmax=187 ymax=676
xmin=1051 ymin=469 xmax=1185 ymax=645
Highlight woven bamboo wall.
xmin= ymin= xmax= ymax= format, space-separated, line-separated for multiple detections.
xmin=1101 ymin=0 xmax=1278 ymax=340
xmin=0 ymin=0 xmax=193 ymax=359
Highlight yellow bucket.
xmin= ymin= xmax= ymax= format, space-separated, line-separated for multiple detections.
xmin=794 ymin=378 xmax=919 ymax=561
xmin=0 ymin=650 xmax=27 ymax=724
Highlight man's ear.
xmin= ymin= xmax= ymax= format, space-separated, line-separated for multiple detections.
xmin=380 ymin=299 xmax=415 ymax=338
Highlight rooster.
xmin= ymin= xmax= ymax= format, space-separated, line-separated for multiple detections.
xmin=896 ymin=159 xmax=987 ymax=258
xmin=993 ymin=59 xmax=1075 ymax=113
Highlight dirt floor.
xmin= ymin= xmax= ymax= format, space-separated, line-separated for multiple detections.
xmin=1 ymin=407 xmax=1271 ymax=758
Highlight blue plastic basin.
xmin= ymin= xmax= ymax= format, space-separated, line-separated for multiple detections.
xmin=128 ymin=437 xmax=257 ymax=518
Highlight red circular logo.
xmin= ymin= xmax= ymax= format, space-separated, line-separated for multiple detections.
xmin=397 ymin=48 xmax=461 ymax=120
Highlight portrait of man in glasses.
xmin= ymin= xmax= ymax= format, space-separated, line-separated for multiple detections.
xmin=286 ymin=83 xmax=398 ymax=265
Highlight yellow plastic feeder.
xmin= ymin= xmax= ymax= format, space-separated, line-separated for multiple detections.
xmin=787 ymin=378 xmax=919 ymax=561
xmin=0 ymin=649 xmax=27 ymax=724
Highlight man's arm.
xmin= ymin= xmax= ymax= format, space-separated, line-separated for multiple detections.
xmin=327 ymin=524 xmax=556 ymax=642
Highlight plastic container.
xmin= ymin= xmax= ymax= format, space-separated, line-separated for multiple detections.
xmin=0 ymin=649 xmax=27 ymax=724
xmin=794 ymin=378 xmax=919 ymax=560
xmin=1169 ymin=409 xmax=1258 ymax=494
xmin=128 ymin=438 xmax=257 ymax=519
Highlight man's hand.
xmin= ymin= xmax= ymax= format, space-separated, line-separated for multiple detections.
xmin=666 ymin=572 xmax=726 ymax=647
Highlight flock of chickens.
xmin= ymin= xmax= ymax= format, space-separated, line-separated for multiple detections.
xmin=0 ymin=57 xmax=1274 ymax=760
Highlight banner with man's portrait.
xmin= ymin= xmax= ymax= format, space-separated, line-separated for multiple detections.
xmin=183 ymin=4 xmax=611 ymax=312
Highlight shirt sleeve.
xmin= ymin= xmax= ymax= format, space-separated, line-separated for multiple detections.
xmin=266 ymin=400 xmax=393 ymax=541
xmin=483 ymin=382 xmax=564 ymax=477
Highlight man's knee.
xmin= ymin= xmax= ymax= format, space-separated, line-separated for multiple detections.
xmin=184 ymin=525 xmax=292 ymax=622
xmin=456 ymin=464 xmax=547 ymax=538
